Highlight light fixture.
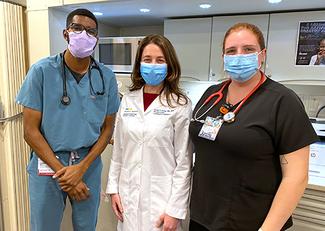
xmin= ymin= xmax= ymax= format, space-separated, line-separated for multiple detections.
xmin=140 ymin=8 xmax=150 ymax=13
xmin=268 ymin=0 xmax=282 ymax=3
xmin=93 ymin=11 xmax=103 ymax=16
xmin=199 ymin=3 xmax=211 ymax=9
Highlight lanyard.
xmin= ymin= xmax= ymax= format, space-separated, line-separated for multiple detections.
xmin=193 ymin=73 xmax=266 ymax=123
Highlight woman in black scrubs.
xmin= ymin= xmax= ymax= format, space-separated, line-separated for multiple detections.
xmin=189 ymin=23 xmax=318 ymax=231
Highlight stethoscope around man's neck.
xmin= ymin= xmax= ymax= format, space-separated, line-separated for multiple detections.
xmin=192 ymin=72 xmax=266 ymax=124
xmin=60 ymin=51 xmax=105 ymax=105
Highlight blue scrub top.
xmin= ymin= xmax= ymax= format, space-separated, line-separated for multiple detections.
xmin=16 ymin=53 xmax=120 ymax=152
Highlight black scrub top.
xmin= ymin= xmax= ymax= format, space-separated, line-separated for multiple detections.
xmin=189 ymin=77 xmax=318 ymax=231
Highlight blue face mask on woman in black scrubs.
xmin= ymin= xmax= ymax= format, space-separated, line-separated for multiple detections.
xmin=224 ymin=51 xmax=263 ymax=82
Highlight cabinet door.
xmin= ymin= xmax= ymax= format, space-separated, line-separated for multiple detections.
xmin=164 ymin=18 xmax=212 ymax=81
xmin=210 ymin=15 xmax=269 ymax=81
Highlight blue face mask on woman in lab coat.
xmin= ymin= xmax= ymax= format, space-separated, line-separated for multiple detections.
xmin=140 ymin=63 xmax=168 ymax=86
xmin=224 ymin=52 xmax=262 ymax=82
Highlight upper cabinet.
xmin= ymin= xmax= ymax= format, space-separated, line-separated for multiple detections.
xmin=164 ymin=10 xmax=325 ymax=83
xmin=266 ymin=11 xmax=325 ymax=82
xmin=164 ymin=18 xmax=212 ymax=81
xmin=210 ymin=14 xmax=269 ymax=81
xmin=164 ymin=15 xmax=269 ymax=81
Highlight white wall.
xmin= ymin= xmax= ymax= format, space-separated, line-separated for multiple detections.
xmin=210 ymin=14 xmax=270 ymax=81
xmin=265 ymin=11 xmax=325 ymax=82
xmin=99 ymin=22 xmax=119 ymax=37
xmin=49 ymin=8 xmax=67 ymax=55
xmin=119 ymin=25 xmax=163 ymax=36
xmin=48 ymin=8 xmax=163 ymax=56
xmin=48 ymin=7 xmax=120 ymax=55
xmin=165 ymin=10 xmax=325 ymax=83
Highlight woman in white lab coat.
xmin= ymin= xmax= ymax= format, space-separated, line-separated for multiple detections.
xmin=106 ymin=34 xmax=192 ymax=231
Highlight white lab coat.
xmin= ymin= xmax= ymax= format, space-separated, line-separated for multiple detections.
xmin=106 ymin=88 xmax=192 ymax=231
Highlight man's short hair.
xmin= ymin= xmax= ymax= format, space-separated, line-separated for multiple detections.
xmin=66 ymin=8 xmax=98 ymax=29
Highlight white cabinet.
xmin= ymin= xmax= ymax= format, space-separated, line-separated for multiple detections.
xmin=164 ymin=15 xmax=270 ymax=81
xmin=209 ymin=14 xmax=270 ymax=81
xmin=164 ymin=11 xmax=325 ymax=83
xmin=164 ymin=18 xmax=212 ymax=81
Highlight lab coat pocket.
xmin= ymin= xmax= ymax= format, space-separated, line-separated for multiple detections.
xmin=150 ymin=175 xmax=173 ymax=229
xmin=86 ymin=95 xmax=106 ymax=124
xmin=119 ymin=168 xmax=130 ymax=214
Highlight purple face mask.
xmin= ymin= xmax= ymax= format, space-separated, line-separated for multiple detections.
xmin=68 ymin=31 xmax=97 ymax=58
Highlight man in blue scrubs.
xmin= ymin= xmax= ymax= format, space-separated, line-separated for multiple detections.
xmin=16 ymin=9 xmax=120 ymax=231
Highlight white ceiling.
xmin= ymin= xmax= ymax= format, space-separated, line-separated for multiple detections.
xmin=57 ymin=0 xmax=325 ymax=27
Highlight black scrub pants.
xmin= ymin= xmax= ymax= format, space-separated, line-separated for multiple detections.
xmin=189 ymin=220 xmax=209 ymax=231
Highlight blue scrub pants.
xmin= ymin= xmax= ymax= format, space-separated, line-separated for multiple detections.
xmin=27 ymin=149 xmax=102 ymax=231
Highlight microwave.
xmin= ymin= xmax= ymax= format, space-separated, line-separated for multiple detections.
xmin=94 ymin=36 xmax=144 ymax=73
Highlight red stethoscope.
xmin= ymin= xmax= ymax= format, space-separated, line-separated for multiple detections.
xmin=192 ymin=73 xmax=266 ymax=124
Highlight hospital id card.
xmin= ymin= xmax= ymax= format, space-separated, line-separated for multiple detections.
xmin=198 ymin=116 xmax=223 ymax=141
xmin=38 ymin=158 xmax=55 ymax=176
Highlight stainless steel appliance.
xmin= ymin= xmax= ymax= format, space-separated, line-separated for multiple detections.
xmin=94 ymin=36 xmax=144 ymax=73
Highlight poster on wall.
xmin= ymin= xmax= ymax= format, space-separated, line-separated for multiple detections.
xmin=295 ymin=21 xmax=325 ymax=66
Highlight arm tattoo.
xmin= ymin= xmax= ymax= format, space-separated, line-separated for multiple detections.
xmin=280 ymin=155 xmax=288 ymax=165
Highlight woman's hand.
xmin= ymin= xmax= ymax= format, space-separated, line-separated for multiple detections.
xmin=110 ymin=193 xmax=124 ymax=222
xmin=156 ymin=213 xmax=179 ymax=231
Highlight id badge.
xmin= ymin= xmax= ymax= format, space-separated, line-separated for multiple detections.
xmin=198 ymin=116 xmax=223 ymax=141
xmin=38 ymin=158 xmax=55 ymax=176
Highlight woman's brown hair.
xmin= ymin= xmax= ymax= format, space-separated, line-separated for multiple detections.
xmin=222 ymin=23 xmax=266 ymax=53
xmin=129 ymin=34 xmax=188 ymax=107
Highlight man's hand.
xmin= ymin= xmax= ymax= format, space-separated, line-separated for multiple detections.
xmin=156 ymin=213 xmax=179 ymax=231
xmin=67 ymin=181 xmax=90 ymax=201
xmin=53 ymin=164 xmax=86 ymax=191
